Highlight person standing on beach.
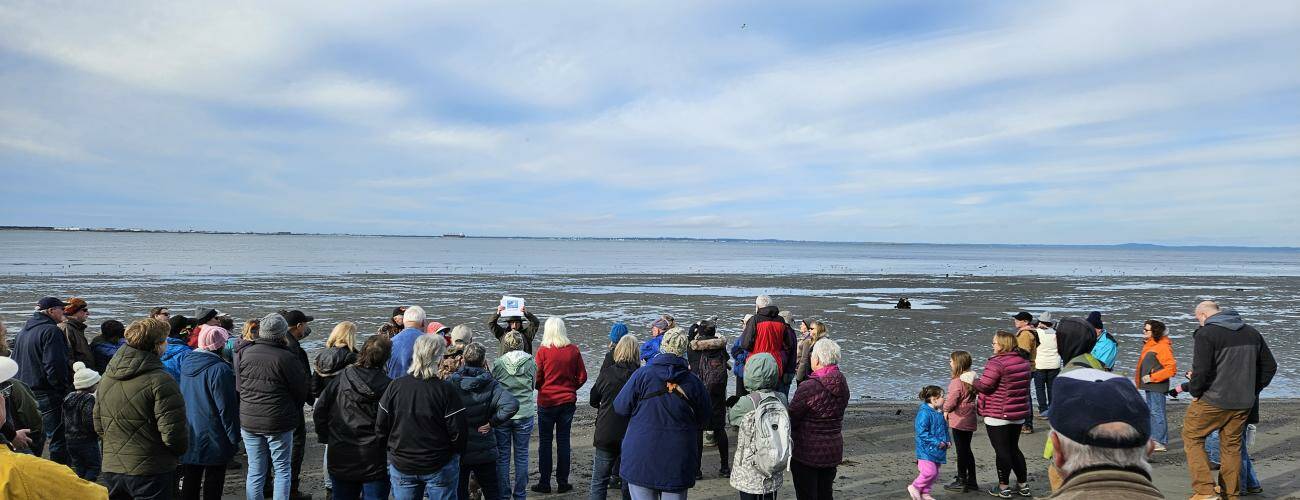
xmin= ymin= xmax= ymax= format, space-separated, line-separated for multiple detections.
xmin=639 ymin=317 xmax=669 ymax=363
xmin=1135 ymin=320 xmax=1176 ymax=453
xmin=179 ymin=325 xmax=239 ymax=500
xmin=378 ymin=306 xmax=408 ymax=338
xmin=1012 ymin=312 xmax=1038 ymax=435
xmin=741 ymin=295 xmax=798 ymax=396
xmin=910 ymin=385 xmax=950 ymax=500
xmin=186 ymin=308 xmax=221 ymax=348
xmin=942 ymin=351 xmax=979 ymax=493
xmin=448 ymin=343 xmax=519 ymax=500
xmin=730 ymin=314 xmax=753 ymax=398
xmin=973 ymin=331 xmax=1032 ymax=498
xmin=314 ymin=335 xmax=394 ymax=500
xmin=688 ymin=318 xmax=732 ymax=479
xmin=491 ymin=331 xmax=536 ymax=500
xmin=238 ymin=313 xmax=312 ymax=500
xmin=89 ymin=320 xmax=126 ymax=374
xmin=58 ymin=298 xmax=95 ymax=368
xmin=63 ymin=361 xmax=102 ymax=481
xmin=162 ymin=315 xmax=194 ymax=380
xmin=532 ymin=317 xmax=587 ymax=494
xmin=1086 ymin=312 xmax=1117 ymax=371
xmin=278 ymin=309 xmax=316 ymax=500
xmin=150 ymin=307 xmax=172 ymax=323
xmin=589 ymin=334 xmax=639 ymax=500
xmin=12 ymin=296 xmax=72 ymax=464
xmin=0 ymin=338 xmax=43 ymax=456
xmin=727 ymin=352 xmax=787 ymax=500
xmin=377 ymin=334 xmax=467 ymax=500
xmin=95 ymin=318 xmax=189 ymax=500
xmin=388 ymin=306 xmax=428 ymax=379
xmin=1182 ymin=301 xmax=1275 ymax=500
xmin=789 ymin=339 xmax=849 ymax=500
xmin=1031 ymin=314 xmax=1060 ymax=420
xmin=488 ymin=305 xmax=540 ymax=355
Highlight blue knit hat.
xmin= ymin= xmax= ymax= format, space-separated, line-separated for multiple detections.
xmin=609 ymin=322 xmax=629 ymax=343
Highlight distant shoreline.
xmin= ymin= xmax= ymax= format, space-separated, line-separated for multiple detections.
xmin=1 ymin=226 xmax=1295 ymax=251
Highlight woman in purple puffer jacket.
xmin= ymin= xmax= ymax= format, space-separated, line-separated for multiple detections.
xmin=972 ymin=331 xmax=1032 ymax=498
xmin=788 ymin=339 xmax=850 ymax=500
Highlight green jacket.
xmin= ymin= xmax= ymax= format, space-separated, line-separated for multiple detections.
xmin=491 ymin=350 xmax=537 ymax=419
xmin=93 ymin=345 xmax=188 ymax=475
xmin=3 ymin=378 xmax=43 ymax=436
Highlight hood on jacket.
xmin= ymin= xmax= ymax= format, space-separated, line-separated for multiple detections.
xmin=498 ymin=350 xmax=533 ymax=376
xmin=743 ymin=352 xmax=779 ymax=392
xmin=1205 ymin=309 xmax=1246 ymax=331
xmin=755 ymin=305 xmax=781 ymax=320
xmin=315 ymin=346 xmax=356 ymax=376
xmin=23 ymin=311 xmax=57 ymax=331
xmin=647 ymin=352 xmax=692 ymax=384
xmin=1055 ymin=317 xmax=1098 ymax=362
xmin=181 ymin=349 xmax=225 ymax=378
xmin=105 ymin=345 xmax=165 ymax=381
xmin=340 ymin=365 xmax=389 ymax=400
xmin=450 ymin=366 xmax=495 ymax=392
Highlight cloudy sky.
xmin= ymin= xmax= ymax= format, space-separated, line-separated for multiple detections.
xmin=1 ymin=1 xmax=1297 ymax=245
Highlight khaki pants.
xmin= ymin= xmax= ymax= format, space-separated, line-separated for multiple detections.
xmin=1182 ymin=399 xmax=1249 ymax=498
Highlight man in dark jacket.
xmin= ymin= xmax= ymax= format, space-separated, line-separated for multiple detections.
xmin=277 ymin=309 xmax=315 ymax=500
xmin=488 ymin=304 xmax=540 ymax=355
xmin=315 ymin=335 xmax=394 ymax=499
xmin=740 ymin=295 xmax=797 ymax=395
xmin=377 ymin=334 xmax=468 ymax=499
xmin=12 ymin=296 xmax=72 ymax=464
xmin=238 ymin=313 xmax=312 ymax=500
xmin=58 ymin=298 xmax=95 ymax=369
xmin=94 ymin=317 xmax=188 ymax=499
xmin=1183 ymin=301 xmax=1276 ymax=499
xmin=449 ymin=343 xmax=519 ymax=500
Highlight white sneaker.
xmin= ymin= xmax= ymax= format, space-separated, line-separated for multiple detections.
xmin=1154 ymin=443 xmax=1167 ymax=452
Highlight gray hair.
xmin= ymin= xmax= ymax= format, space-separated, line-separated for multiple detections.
xmin=1195 ymin=300 xmax=1220 ymax=315
xmin=501 ymin=330 xmax=525 ymax=353
xmin=408 ymin=334 xmax=446 ymax=380
xmin=811 ymin=338 xmax=841 ymax=366
xmin=403 ymin=306 xmax=426 ymax=327
xmin=1053 ymin=424 xmax=1151 ymax=479
xmin=463 ymin=342 xmax=487 ymax=368
xmin=755 ymin=295 xmax=773 ymax=308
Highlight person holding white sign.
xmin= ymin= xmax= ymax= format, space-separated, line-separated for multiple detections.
xmin=488 ymin=298 xmax=540 ymax=355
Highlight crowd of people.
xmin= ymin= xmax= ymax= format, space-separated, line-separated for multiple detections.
xmin=0 ymin=293 xmax=1280 ymax=500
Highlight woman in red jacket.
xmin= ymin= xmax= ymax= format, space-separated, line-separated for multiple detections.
xmin=532 ymin=317 xmax=588 ymax=494
xmin=973 ymin=331 xmax=1032 ymax=498
xmin=1136 ymin=320 xmax=1176 ymax=452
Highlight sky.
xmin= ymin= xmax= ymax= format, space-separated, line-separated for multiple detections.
xmin=1 ymin=1 xmax=1298 ymax=246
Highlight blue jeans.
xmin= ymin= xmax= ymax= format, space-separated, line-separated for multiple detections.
xmin=331 ymin=476 xmax=391 ymax=500
xmin=67 ymin=437 xmax=101 ymax=481
xmin=1144 ymin=390 xmax=1168 ymax=445
xmin=537 ymin=403 xmax=576 ymax=486
xmin=590 ymin=447 xmax=630 ymax=500
xmin=1207 ymin=429 xmax=1261 ymax=490
xmin=495 ymin=416 xmax=533 ymax=500
xmin=33 ymin=390 xmax=69 ymax=464
xmin=389 ymin=460 xmax=459 ymax=500
xmin=242 ymin=428 xmax=295 ymax=500
xmin=627 ymin=483 xmax=687 ymax=500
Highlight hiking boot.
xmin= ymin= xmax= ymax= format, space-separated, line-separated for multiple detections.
xmin=988 ymin=485 xmax=1012 ymax=498
xmin=556 ymin=483 xmax=573 ymax=494
xmin=530 ymin=483 xmax=551 ymax=494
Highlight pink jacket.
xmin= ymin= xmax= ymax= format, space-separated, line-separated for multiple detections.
xmin=943 ymin=377 xmax=978 ymax=431
xmin=973 ymin=351 xmax=1032 ymax=421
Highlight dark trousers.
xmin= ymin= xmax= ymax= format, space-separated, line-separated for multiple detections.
xmin=457 ymin=461 xmax=499 ymax=500
xmin=734 ymin=375 xmax=748 ymax=398
xmin=951 ymin=429 xmax=976 ymax=486
xmin=986 ymin=423 xmax=1027 ymax=485
xmin=105 ymin=471 xmax=175 ymax=500
xmin=180 ymin=464 xmax=227 ymax=500
xmin=738 ymin=492 xmax=778 ymax=500
xmin=292 ymin=417 xmax=306 ymax=492
xmin=696 ymin=422 xmax=731 ymax=473
xmin=790 ymin=459 xmax=836 ymax=500
xmin=33 ymin=389 xmax=69 ymax=464
xmin=537 ymin=403 xmax=576 ymax=486
xmin=67 ymin=436 xmax=101 ymax=481
xmin=331 ymin=477 xmax=390 ymax=500
xmin=1033 ymin=369 xmax=1058 ymax=413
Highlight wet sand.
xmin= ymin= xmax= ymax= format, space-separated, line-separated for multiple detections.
xmin=205 ymin=399 xmax=1300 ymax=499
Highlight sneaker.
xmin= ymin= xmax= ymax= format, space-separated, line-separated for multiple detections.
xmin=1034 ymin=414 xmax=1049 ymax=420
xmin=556 ymin=483 xmax=573 ymax=494
xmin=719 ymin=467 xmax=731 ymax=478
xmin=1153 ymin=443 xmax=1167 ymax=452
xmin=988 ymin=485 xmax=1012 ymax=498
xmin=530 ymin=484 xmax=551 ymax=494
xmin=1017 ymin=483 xmax=1031 ymax=497
xmin=1246 ymin=486 xmax=1264 ymax=495
xmin=944 ymin=479 xmax=967 ymax=492
xmin=1021 ymin=426 xmax=1034 ymax=434
xmin=907 ymin=485 xmax=922 ymax=500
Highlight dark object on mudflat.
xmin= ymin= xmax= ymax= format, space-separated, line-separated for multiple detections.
xmin=895 ymin=298 xmax=912 ymax=309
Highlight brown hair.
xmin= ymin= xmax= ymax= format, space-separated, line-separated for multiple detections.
xmin=809 ymin=320 xmax=828 ymax=341
xmin=950 ymin=350 xmax=975 ymax=402
xmin=241 ymin=319 xmax=260 ymax=341
xmin=918 ymin=385 xmax=943 ymax=402
xmin=1145 ymin=320 xmax=1167 ymax=341
xmin=993 ymin=330 xmax=1017 ymax=354
xmin=125 ymin=318 xmax=169 ymax=350
xmin=356 ymin=335 xmax=393 ymax=369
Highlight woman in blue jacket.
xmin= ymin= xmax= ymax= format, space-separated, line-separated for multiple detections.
xmin=614 ymin=329 xmax=711 ymax=500
xmin=1086 ymin=312 xmax=1118 ymax=370
xmin=179 ymin=326 xmax=241 ymax=500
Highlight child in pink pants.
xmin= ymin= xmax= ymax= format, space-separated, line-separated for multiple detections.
xmin=910 ymin=385 xmax=949 ymax=500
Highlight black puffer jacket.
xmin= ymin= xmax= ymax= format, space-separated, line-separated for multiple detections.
xmin=312 ymin=346 xmax=357 ymax=399
xmin=589 ymin=357 xmax=638 ymax=452
xmin=314 ymin=364 xmax=392 ymax=482
xmin=236 ymin=338 xmax=311 ymax=434
xmin=448 ymin=366 xmax=519 ymax=465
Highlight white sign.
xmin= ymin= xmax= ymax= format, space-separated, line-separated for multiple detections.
xmin=500 ymin=296 xmax=525 ymax=317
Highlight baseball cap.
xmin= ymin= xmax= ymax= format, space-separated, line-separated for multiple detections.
xmin=1049 ymin=368 xmax=1150 ymax=448
xmin=280 ymin=310 xmax=314 ymax=326
xmin=37 ymin=297 xmax=66 ymax=310
xmin=1013 ymin=311 xmax=1033 ymax=322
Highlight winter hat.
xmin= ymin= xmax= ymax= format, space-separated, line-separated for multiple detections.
xmin=608 ymin=323 xmax=629 ymax=344
xmin=259 ymin=313 xmax=289 ymax=339
xmin=425 ymin=321 xmax=449 ymax=336
xmin=1086 ymin=311 xmax=1104 ymax=330
xmin=0 ymin=356 xmax=17 ymax=385
xmin=1049 ymin=368 xmax=1149 ymax=448
xmin=450 ymin=324 xmax=473 ymax=346
xmin=778 ymin=310 xmax=793 ymax=324
xmin=660 ymin=327 xmax=688 ymax=357
xmin=193 ymin=307 xmax=219 ymax=325
xmin=64 ymin=298 xmax=88 ymax=315
xmin=649 ymin=318 xmax=669 ymax=332
xmin=72 ymin=362 xmax=101 ymax=390
xmin=197 ymin=325 xmax=231 ymax=351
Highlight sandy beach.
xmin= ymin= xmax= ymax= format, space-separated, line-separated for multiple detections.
xmin=185 ymin=398 xmax=1300 ymax=499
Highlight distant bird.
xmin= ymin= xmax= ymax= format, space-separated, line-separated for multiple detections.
xmin=740 ymin=23 xmax=747 ymax=29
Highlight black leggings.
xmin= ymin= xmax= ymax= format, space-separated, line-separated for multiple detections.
xmin=697 ymin=422 xmax=731 ymax=472
xmin=179 ymin=464 xmax=226 ymax=500
xmin=790 ymin=459 xmax=836 ymax=500
xmin=986 ymin=423 xmax=1027 ymax=485
xmin=952 ymin=428 xmax=976 ymax=485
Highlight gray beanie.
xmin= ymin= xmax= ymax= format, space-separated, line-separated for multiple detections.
xmin=259 ymin=313 xmax=289 ymax=339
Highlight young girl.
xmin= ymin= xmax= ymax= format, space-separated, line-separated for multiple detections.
xmin=63 ymin=362 xmax=101 ymax=481
xmin=943 ymin=351 xmax=979 ymax=493
xmin=911 ymin=385 xmax=950 ymax=500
